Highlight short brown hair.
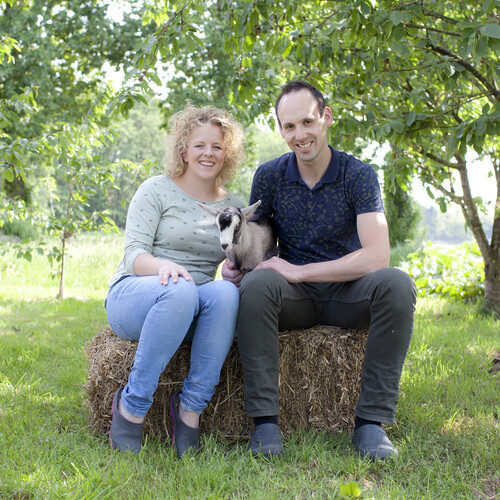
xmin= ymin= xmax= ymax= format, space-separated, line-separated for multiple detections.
xmin=164 ymin=104 xmax=245 ymax=186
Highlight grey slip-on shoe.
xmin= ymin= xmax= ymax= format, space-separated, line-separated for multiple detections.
xmin=352 ymin=424 xmax=398 ymax=460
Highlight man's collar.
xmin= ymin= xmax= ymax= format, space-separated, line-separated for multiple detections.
xmin=285 ymin=146 xmax=339 ymax=188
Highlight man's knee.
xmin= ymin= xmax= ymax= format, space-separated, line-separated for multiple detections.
xmin=240 ymin=268 xmax=283 ymax=299
xmin=390 ymin=267 xmax=416 ymax=302
xmin=238 ymin=269 xmax=286 ymax=328
xmin=373 ymin=267 xmax=417 ymax=316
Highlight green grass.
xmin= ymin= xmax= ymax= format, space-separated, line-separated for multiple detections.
xmin=0 ymin=233 xmax=498 ymax=499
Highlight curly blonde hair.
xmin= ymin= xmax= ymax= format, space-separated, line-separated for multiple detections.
xmin=164 ymin=104 xmax=245 ymax=186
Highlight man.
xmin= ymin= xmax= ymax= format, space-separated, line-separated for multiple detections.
xmin=223 ymin=81 xmax=416 ymax=460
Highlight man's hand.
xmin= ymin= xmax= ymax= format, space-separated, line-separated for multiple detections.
xmin=221 ymin=258 xmax=245 ymax=288
xmin=255 ymin=256 xmax=303 ymax=283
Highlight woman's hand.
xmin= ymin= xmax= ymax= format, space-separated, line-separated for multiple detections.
xmin=133 ymin=253 xmax=193 ymax=285
xmin=158 ymin=261 xmax=193 ymax=285
xmin=221 ymin=258 xmax=244 ymax=288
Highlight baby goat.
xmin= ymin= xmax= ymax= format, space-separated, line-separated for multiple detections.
xmin=198 ymin=200 xmax=277 ymax=273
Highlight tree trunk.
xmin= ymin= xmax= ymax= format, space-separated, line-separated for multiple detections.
xmin=455 ymin=158 xmax=500 ymax=317
xmin=483 ymin=271 xmax=500 ymax=319
xmin=56 ymin=237 xmax=66 ymax=300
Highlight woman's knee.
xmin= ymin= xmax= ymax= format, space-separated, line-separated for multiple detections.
xmin=200 ymin=280 xmax=240 ymax=311
xmin=158 ymin=277 xmax=199 ymax=310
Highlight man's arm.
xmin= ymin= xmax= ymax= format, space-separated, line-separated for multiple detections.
xmin=255 ymin=212 xmax=390 ymax=283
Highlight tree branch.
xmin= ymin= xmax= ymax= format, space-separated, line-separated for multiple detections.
xmin=406 ymin=23 xmax=461 ymax=37
xmin=419 ymin=164 xmax=462 ymax=203
xmin=419 ymin=148 xmax=460 ymax=170
xmin=419 ymin=157 xmax=491 ymax=262
xmin=427 ymin=42 xmax=500 ymax=102
xmin=454 ymin=153 xmax=492 ymax=260
xmin=420 ymin=8 xmax=459 ymax=25
xmin=138 ymin=1 xmax=190 ymax=82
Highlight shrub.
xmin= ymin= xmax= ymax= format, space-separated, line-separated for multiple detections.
xmin=399 ymin=241 xmax=485 ymax=301
xmin=1 ymin=219 xmax=39 ymax=240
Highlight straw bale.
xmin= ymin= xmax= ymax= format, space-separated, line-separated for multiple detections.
xmin=84 ymin=325 xmax=368 ymax=440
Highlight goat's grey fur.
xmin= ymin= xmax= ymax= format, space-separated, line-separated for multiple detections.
xmin=198 ymin=200 xmax=277 ymax=273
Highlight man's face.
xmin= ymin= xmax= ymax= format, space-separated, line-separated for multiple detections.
xmin=277 ymin=89 xmax=333 ymax=169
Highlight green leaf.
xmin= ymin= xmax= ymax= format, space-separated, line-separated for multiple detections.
xmin=389 ymin=10 xmax=411 ymax=26
xmin=359 ymin=2 xmax=371 ymax=15
xmin=457 ymin=37 xmax=473 ymax=58
xmin=389 ymin=119 xmax=405 ymax=132
xmin=480 ymin=23 xmax=500 ymax=39
xmin=380 ymin=123 xmax=391 ymax=136
xmin=282 ymin=41 xmax=292 ymax=58
xmin=475 ymin=117 xmax=487 ymax=137
xmin=149 ymin=72 xmax=162 ymax=86
xmin=446 ymin=134 xmax=457 ymax=156
xmin=391 ymin=26 xmax=406 ymax=41
xmin=390 ymin=40 xmax=409 ymax=56
xmin=481 ymin=0 xmax=492 ymax=13
xmin=2 ymin=168 xmax=14 ymax=182
xmin=340 ymin=482 xmax=362 ymax=498
xmin=406 ymin=110 xmax=416 ymax=127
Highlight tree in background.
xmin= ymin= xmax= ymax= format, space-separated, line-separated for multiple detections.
xmin=0 ymin=0 xmax=153 ymax=297
xmin=0 ymin=0 xmax=149 ymax=204
xmin=94 ymin=99 xmax=165 ymax=227
xmin=127 ymin=0 xmax=499 ymax=314
xmin=384 ymin=171 xmax=422 ymax=247
xmin=3 ymin=0 xmax=499 ymax=312
xmin=42 ymin=95 xmax=120 ymax=300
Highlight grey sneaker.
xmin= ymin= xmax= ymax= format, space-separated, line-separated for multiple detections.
xmin=248 ymin=423 xmax=283 ymax=457
xmin=352 ymin=424 xmax=398 ymax=460
xmin=109 ymin=387 xmax=143 ymax=453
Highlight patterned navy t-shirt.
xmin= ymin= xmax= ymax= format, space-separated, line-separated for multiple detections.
xmin=249 ymin=146 xmax=384 ymax=265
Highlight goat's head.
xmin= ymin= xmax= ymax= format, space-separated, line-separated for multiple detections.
xmin=197 ymin=200 xmax=261 ymax=253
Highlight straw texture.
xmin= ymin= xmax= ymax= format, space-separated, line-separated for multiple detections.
xmin=84 ymin=325 xmax=368 ymax=439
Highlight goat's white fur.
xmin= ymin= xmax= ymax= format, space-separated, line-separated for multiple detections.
xmin=198 ymin=200 xmax=277 ymax=273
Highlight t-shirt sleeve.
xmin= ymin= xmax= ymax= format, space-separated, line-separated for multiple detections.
xmin=348 ymin=162 xmax=384 ymax=215
xmin=249 ymin=163 xmax=276 ymax=217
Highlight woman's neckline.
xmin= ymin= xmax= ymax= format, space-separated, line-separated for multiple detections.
xmin=169 ymin=175 xmax=228 ymax=202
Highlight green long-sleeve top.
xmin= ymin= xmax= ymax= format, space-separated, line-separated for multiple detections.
xmin=109 ymin=174 xmax=244 ymax=287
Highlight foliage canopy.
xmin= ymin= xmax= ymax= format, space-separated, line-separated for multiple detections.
xmin=128 ymin=0 xmax=499 ymax=313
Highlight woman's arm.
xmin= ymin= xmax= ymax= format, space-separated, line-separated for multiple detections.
xmin=133 ymin=252 xmax=193 ymax=285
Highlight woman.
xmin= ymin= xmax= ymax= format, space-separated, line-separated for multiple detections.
xmin=105 ymin=104 xmax=245 ymax=457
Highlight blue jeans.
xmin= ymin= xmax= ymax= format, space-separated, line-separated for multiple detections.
xmin=105 ymin=276 xmax=239 ymax=417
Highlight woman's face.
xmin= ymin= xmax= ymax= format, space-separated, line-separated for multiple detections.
xmin=182 ymin=123 xmax=226 ymax=183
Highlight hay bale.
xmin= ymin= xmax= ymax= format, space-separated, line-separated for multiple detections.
xmin=84 ymin=325 xmax=368 ymax=440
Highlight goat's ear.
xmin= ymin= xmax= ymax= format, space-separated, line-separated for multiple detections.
xmin=241 ymin=200 xmax=261 ymax=219
xmin=197 ymin=202 xmax=220 ymax=217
